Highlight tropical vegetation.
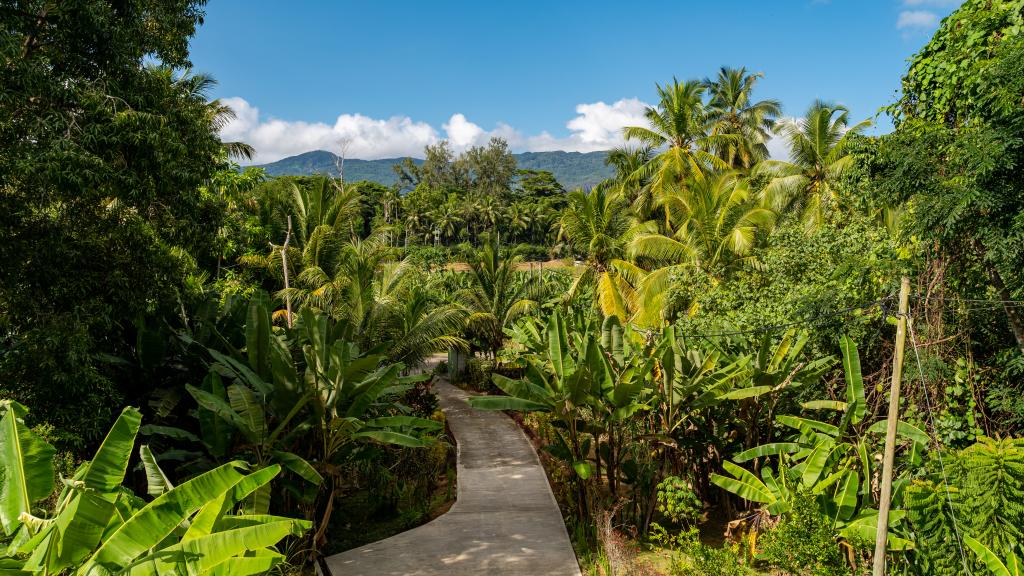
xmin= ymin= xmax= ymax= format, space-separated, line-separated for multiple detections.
xmin=2 ymin=0 xmax=1023 ymax=575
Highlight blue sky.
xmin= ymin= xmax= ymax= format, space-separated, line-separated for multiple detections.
xmin=191 ymin=0 xmax=963 ymax=163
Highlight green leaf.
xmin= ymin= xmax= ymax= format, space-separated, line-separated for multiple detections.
xmin=0 ymin=407 xmax=56 ymax=535
xmin=866 ymin=420 xmax=930 ymax=446
xmin=82 ymin=462 xmax=248 ymax=573
xmin=362 ymin=416 xmax=443 ymax=431
xmin=833 ymin=471 xmax=860 ymax=521
xmin=139 ymin=445 xmax=173 ymax=497
xmin=711 ymin=462 xmax=775 ymax=504
xmin=840 ymin=336 xmax=865 ymax=424
xmin=964 ymin=535 xmax=1014 ymax=576
xmin=123 ymin=520 xmax=308 ymax=576
xmin=467 ymin=396 xmax=549 ymax=411
xmin=801 ymin=439 xmax=836 ymax=487
xmin=733 ymin=443 xmax=802 ymax=463
xmin=573 ymin=461 xmax=593 ymax=479
xmin=492 ymin=373 xmax=550 ymax=405
xmin=138 ymin=425 xmax=200 ymax=443
xmin=548 ymin=312 xmax=571 ymax=380
xmin=187 ymin=382 xmax=247 ymax=433
xmin=837 ymin=509 xmax=913 ymax=551
xmin=777 ymin=415 xmax=840 ymax=437
xmin=271 ymin=451 xmax=323 ymax=486
xmin=182 ymin=466 xmax=280 ymax=543
xmin=246 ymin=297 xmax=272 ymax=381
xmin=719 ymin=386 xmax=773 ymax=400
xmin=801 ymin=400 xmax=848 ymax=411
xmin=227 ymin=384 xmax=267 ymax=444
xmin=85 ymin=407 xmax=143 ymax=493
xmin=351 ymin=430 xmax=434 ymax=448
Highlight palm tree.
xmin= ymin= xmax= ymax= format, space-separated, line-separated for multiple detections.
xmin=755 ymin=100 xmax=870 ymax=228
xmin=242 ymin=176 xmax=360 ymax=321
xmin=432 ymin=201 xmax=463 ymax=244
xmin=630 ymin=171 xmax=776 ymax=326
xmin=704 ymin=67 xmax=782 ymax=170
xmin=559 ymin=185 xmax=653 ymax=320
xmin=459 ymin=236 xmax=538 ymax=356
xmin=383 ymin=284 xmax=468 ymax=366
xmin=169 ymin=69 xmax=254 ymax=161
xmin=605 ymin=145 xmax=656 ymax=220
xmin=506 ymin=202 xmax=532 ymax=244
xmin=623 ymin=79 xmax=733 ymax=227
xmin=477 ymin=196 xmax=502 ymax=240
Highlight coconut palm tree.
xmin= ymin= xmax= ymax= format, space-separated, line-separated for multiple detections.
xmin=559 ymin=184 xmax=653 ymax=320
xmin=605 ymin=145 xmax=656 ymax=220
xmin=506 ymin=202 xmax=532 ymax=244
xmin=623 ymin=79 xmax=734 ymax=228
xmin=432 ymin=201 xmax=463 ymax=243
xmin=754 ymin=100 xmax=870 ymax=228
xmin=477 ymin=196 xmax=503 ymax=239
xmin=630 ymin=171 xmax=776 ymax=325
xmin=459 ymin=235 xmax=538 ymax=356
xmin=704 ymin=67 xmax=782 ymax=170
xmin=377 ymin=281 xmax=468 ymax=366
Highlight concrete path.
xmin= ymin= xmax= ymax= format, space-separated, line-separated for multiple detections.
xmin=325 ymin=379 xmax=582 ymax=576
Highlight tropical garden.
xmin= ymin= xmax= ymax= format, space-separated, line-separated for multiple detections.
xmin=2 ymin=0 xmax=1024 ymax=575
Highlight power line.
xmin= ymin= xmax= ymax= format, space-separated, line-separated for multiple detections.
xmin=681 ymin=296 xmax=894 ymax=338
xmin=906 ymin=316 xmax=972 ymax=575
xmin=912 ymin=294 xmax=1024 ymax=305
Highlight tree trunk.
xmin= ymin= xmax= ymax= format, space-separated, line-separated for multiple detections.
xmin=985 ymin=262 xmax=1024 ymax=355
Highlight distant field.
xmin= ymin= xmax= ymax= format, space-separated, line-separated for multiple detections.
xmin=444 ymin=259 xmax=578 ymax=272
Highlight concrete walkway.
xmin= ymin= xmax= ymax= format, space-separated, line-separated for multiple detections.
xmin=325 ymin=379 xmax=582 ymax=576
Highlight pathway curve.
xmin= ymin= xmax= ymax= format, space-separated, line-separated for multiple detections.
xmin=325 ymin=378 xmax=581 ymax=576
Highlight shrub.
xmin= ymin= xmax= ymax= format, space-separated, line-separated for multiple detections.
xmin=670 ymin=528 xmax=751 ymax=576
xmin=756 ymin=495 xmax=848 ymax=576
xmin=655 ymin=476 xmax=703 ymax=526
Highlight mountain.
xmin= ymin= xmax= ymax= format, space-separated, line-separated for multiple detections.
xmin=254 ymin=149 xmax=614 ymax=190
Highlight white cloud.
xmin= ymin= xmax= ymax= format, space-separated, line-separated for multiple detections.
xmin=219 ymin=96 xmax=653 ymax=164
xmin=897 ymin=9 xmax=939 ymax=29
xmin=219 ymin=97 xmax=438 ymax=163
xmin=441 ymin=113 xmax=483 ymax=148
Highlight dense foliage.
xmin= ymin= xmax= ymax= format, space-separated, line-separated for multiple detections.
xmin=2 ymin=0 xmax=1022 ymax=574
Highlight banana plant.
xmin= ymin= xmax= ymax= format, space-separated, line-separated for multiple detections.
xmin=469 ymin=311 xmax=617 ymax=522
xmin=716 ymin=329 xmax=835 ymax=454
xmin=0 ymin=403 xmax=309 ymax=575
xmin=965 ymin=536 xmax=1022 ymax=576
xmin=711 ymin=336 xmax=923 ymax=550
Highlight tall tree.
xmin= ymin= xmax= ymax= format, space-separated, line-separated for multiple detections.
xmin=622 ymin=79 xmax=732 ymax=227
xmin=559 ymin=185 xmax=652 ymax=319
xmin=460 ymin=236 xmax=537 ymax=356
xmin=463 ymin=137 xmax=517 ymax=202
xmin=755 ymin=101 xmax=869 ymax=228
xmin=605 ymin=145 xmax=656 ymax=220
xmin=864 ymin=1 xmax=1024 ymax=353
xmin=630 ymin=172 xmax=776 ymax=325
xmin=704 ymin=67 xmax=782 ymax=170
xmin=0 ymin=0 xmax=224 ymax=445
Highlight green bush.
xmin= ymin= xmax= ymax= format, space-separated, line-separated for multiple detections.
xmin=757 ymin=495 xmax=849 ymax=576
xmin=669 ymin=528 xmax=751 ymax=576
xmin=656 ymin=476 xmax=703 ymax=526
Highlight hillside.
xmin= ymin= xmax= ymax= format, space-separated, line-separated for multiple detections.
xmin=254 ymin=149 xmax=614 ymax=190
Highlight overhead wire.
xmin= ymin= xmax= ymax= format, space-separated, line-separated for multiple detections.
xmin=681 ymin=296 xmax=894 ymax=339
xmin=906 ymin=312 xmax=972 ymax=575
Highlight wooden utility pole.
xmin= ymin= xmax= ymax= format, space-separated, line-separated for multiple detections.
xmin=873 ymin=276 xmax=911 ymax=576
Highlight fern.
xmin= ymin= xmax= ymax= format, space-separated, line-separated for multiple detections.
xmin=956 ymin=437 xmax=1024 ymax=552
xmin=905 ymin=437 xmax=1024 ymax=575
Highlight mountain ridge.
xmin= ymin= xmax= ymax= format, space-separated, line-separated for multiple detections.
xmin=253 ymin=149 xmax=614 ymax=190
